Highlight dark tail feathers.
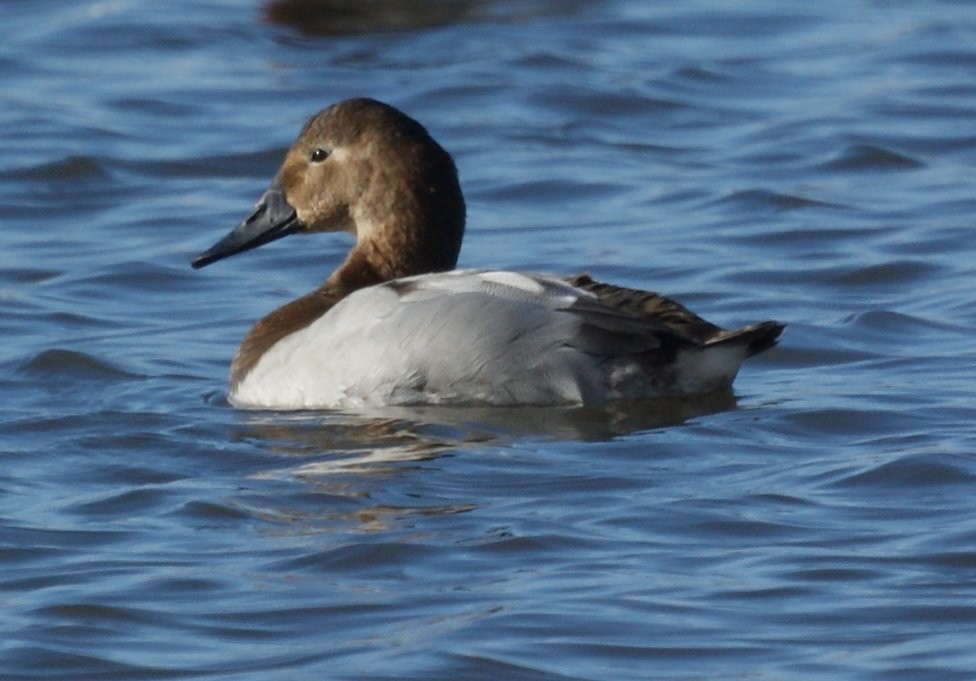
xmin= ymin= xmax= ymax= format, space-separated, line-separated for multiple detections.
xmin=707 ymin=321 xmax=784 ymax=358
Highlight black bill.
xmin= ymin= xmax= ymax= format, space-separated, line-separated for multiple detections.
xmin=192 ymin=181 xmax=301 ymax=269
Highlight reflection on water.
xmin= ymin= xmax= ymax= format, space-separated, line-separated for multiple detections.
xmin=370 ymin=390 xmax=741 ymax=440
xmin=237 ymin=389 xmax=739 ymax=464
xmin=264 ymin=0 xmax=586 ymax=35
xmin=233 ymin=392 xmax=738 ymax=534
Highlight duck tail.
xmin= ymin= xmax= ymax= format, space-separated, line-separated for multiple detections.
xmin=707 ymin=321 xmax=785 ymax=358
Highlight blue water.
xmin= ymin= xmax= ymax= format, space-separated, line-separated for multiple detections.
xmin=3 ymin=1 xmax=976 ymax=678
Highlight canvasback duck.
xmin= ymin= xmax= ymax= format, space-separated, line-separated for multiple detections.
xmin=193 ymin=98 xmax=783 ymax=410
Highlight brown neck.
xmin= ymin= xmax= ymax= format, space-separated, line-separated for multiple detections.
xmin=229 ymin=287 xmax=340 ymax=391
xmin=231 ymin=195 xmax=465 ymax=389
xmin=228 ymin=239 xmax=426 ymax=391
xmin=324 ymin=244 xmax=393 ymax=296
xmin=326 ymin=212 xmax=463 ymax=297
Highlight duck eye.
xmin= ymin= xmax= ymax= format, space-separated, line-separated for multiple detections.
xmin=309 ymin=148 xmax=329 ymax=163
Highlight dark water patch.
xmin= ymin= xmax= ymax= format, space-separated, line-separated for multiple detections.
xmin=689 ymin=517 xmax=803 ymax=541
xmin=884 ymin=225 xmax=975 ymax=257
xmin=202 ymin=389 xmax=232 ymax=407
xmin=830 ymin=260 xmax=940 ymax=288
xmin=514 ymin=50 xmax=591 ymax=71
xmin=71 ymin=487 xmax=174 ymax=518
xmin=652 ymin=7 xmax=828 ymax=40
xmin=1 ymin=408 xmax=176 ymax=448
xmin=882 ymin=132 xmax=976 ymax=156
xmin=465 ymin=177 xmax=626 ymax=205
xmin=856 ymin=603 xmax=976 ymax=629
xmin=820 ymin=143 xmax=924 ymax=172
xmin=0 ymin=572 xmax=96 ymax=593
xmin=122 ymin=147 xmax=287 ymax=180
xmin=876 ymin=667 xmax=976 ymax=681
xmin=3 ymin=186 xmax=127 ymax=220
xmin=780 ymin=263 xmax=928 ymax=300
xmin=534 ymin=88 xmax=689 ymax=118
xmin=0 ymin=524 xmax=132 ymax=551
xmin=771 ymin=407 xmax=916 ymax=439
xmin=673 ymin=65 xmax=725 ymax=83
xmin=207 ymin=600 xmax=394 ymax=632
xmin=2 ymin=155 xmax=109 ymax=183
xmin=439 ymin=652 xmax=589 ymax=681
xmin=108 ymin=96 xmax=200 ymax=118
xmin=99 ymin=461 xmax=185 ymax=486
xmin=49 ymin=11 xmax=218 ymax=53
xmin=711 ymin=189 xmax=847 ymax=213
xmin=18 ymin=348 xmax=138 ymax=381
xmin=740 ymin=224 xmax=888 ymax=248
xmin=781 ymin=567 xmax=882 ymax=584
xmin=711 ymin=584 xmax=814 ymax=602
xmin=467 ymin=532 xmax=593 ymax=555
xmin=0 ymin=544 xmax=71 ymax=567
xmin=273 ymin=541 xmax=440 ymax=575
xmin=898 ymin=47 xmax=976 ymax=71
xmin=828 ymin=452 xmax=976 ymax=490
xmin=766 ymin=340 xmax=877 ymax=368
xmin=1 ymin=646 xmax=180 ymax=681
xmin=732 ymin=146 xmax=812 ymax=171
xmin=924 ymin=552 xmax=976 ymax=571
xmin=169 ymin=500 xmax=252 ymax=524
xmin=746 ymin=492 xmax=815 ymax=508
xmin=0 ymin=267 xmax=62 ymax=285
xmin=34 ymin=602 xmax=163 ymax=627
xmin=841 ymin=309 xmax=959 ymax=349
xmin=544 ymin=641 xmax=771 ymax=668
xmin=73 ymin=262 xmax=199 ymax=295
xmin=45 ymin=311 xmax=117 ymax=330
xmin=137 ymin=575 xmax=226 ymax=598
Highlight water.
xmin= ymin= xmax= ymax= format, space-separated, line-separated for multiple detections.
xmin=3 ymin=0 xmax=976 ymax=678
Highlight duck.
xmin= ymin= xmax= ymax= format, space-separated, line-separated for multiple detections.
xmin=192 ymin=97 xmax=783 ymax=410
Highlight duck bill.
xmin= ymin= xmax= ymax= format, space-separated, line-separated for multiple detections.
xmin=192 ymin=182 xmax=302 ymax=269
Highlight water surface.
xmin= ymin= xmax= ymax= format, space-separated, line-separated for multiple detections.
xmin=3 ymin=1 xmax=976 ymax=679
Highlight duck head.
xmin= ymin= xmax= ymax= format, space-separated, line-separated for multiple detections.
xmin=192 ymin=98 xmax=466 ymax=289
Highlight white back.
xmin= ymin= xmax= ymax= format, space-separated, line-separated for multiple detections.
xmin=232 ymin=270 xmax=622 ymax=408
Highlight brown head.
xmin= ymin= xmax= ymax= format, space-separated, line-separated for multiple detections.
xmin=192 ymin=98 xmax=466 ymax=294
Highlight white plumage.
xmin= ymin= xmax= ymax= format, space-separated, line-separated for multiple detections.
xmin=233 ymin=271 xmax=617 ymax=408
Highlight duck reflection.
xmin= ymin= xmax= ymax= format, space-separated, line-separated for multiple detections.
xmin=240 ymin=390 xmax=737 ymax=469
xmin=231 ymin=393 xmax=738 ymax=533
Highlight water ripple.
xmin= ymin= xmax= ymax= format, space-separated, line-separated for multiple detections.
xmin=820 ymin=143 xmax=925 ymax=171
xmin=18 ymin=348 xmax=138 ymax=381
xmin=3 ymin=1 xmax=976 ymax=680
